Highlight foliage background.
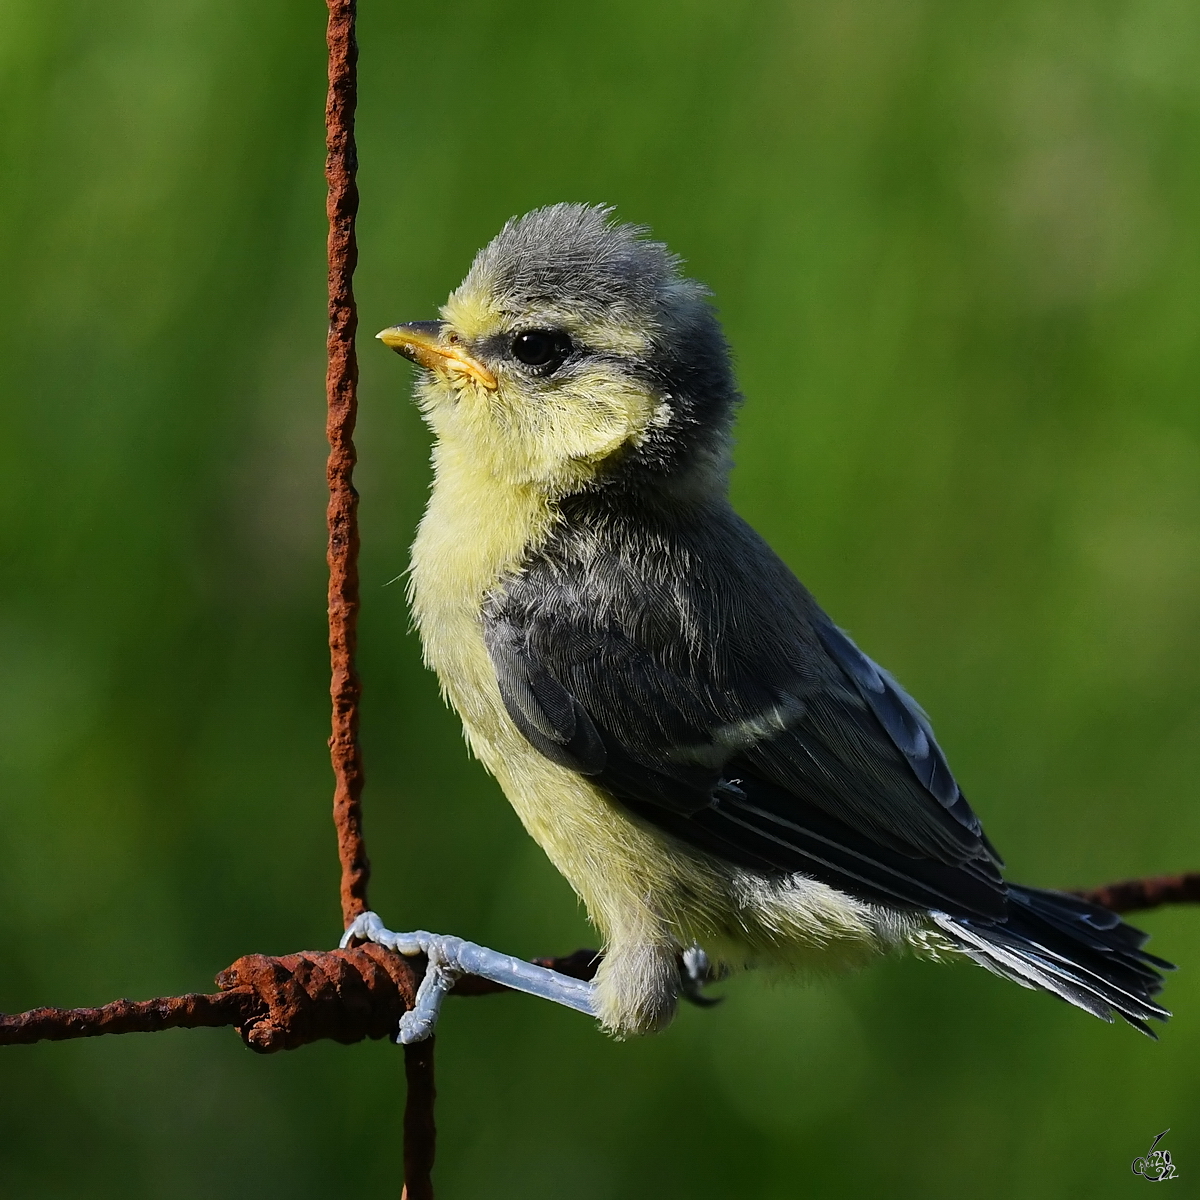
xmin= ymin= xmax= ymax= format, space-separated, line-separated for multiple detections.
xmin=2 ymin=0 xmax=1199 ymax=1196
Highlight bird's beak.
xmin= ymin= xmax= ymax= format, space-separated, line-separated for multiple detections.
xmin=377 ymin=321 xmax=498 ymax=390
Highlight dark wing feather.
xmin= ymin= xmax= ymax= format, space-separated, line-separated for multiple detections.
xmin=482 ymin=506 xmax=1007 ymax=921
xmin=816 ymin=622 xmax=960 ymax=808
xmin=815 ymin=621 xmax=1000 ymax=859
xmin=489 ymin=619 xmax=607 ymax=775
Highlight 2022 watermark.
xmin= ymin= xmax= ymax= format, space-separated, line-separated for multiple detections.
xmin=1132 ymin=1131 xmax=1178 ymax=1182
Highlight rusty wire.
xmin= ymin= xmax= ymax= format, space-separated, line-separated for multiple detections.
xmin=402 ymin=1037 xmax=438 ymax=1200
xmin=4 ymin=861 xmax=1199 ymax=1051
xmin=1 ymin=874 xmax=1197 ymax=1048
xmin=0 ymin=948 xmax=600 ymax=1050
xmin=1075 ymin=872 xmax=1200 ymax=914
xmin=326 ymin=0 xmax=370 ymax=933
xmin=322 ymin=4 xmax=439 ymax=1193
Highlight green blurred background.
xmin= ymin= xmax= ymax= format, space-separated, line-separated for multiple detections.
xmin=2 ymin=0 xmax=1198 ymax=1195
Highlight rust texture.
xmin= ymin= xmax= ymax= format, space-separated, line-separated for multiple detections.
xmin=219 ymin=946 xmax=416 ymax=1052
xmin=1075 ymin=872 xmax=1200 ymax=915
xmin=0 ymin=948 xmax=599 ymax=1049
xmin=0 ymin=991 xmax=253 ymax=1046
xmin=0 ymin=946 xmax=414 ymax=1050
xmin=325 ymin=0 xmax=370 ymax=929
xmin=402 ymin=1039 xmax=438 ymax=1200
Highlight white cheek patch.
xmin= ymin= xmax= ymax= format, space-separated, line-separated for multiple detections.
xmin=417 ymin=362 xmax=669 ymax=492
xmin=527 ymin=372 xmax=662 ymax=466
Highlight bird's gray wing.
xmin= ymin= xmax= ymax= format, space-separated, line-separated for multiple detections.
xmin=747 ymin=620 xmax=1003 ymax=866
xmin=483 ymin=514 xmax=1006 ymax=921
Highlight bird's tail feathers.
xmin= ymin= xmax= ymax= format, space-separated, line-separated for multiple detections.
xmin=931 ymin=885 xmax=1173 ymax=1037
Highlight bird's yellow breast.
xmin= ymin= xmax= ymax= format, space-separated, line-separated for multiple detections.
xmin=408 ymin=442 xmax=725 ymax=947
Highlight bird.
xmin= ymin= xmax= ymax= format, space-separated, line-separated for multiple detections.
xmin=343 ymin=202 xmax=1171 ymax=1043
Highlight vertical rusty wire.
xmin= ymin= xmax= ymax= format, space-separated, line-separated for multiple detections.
xmin=325 ymin=5 xmax=438 ymax=1195
xmin=402 ymin=1037 xmax=438 ymax=1200
xmin=325 ymin=0 xmax=370 ymax=929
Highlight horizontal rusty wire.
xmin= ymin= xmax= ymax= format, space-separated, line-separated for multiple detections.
xmin=6 ymin=875 xmax=1200 ymax=1053
xmin=0 ymin=947 xmax=601 ymax=1051
xmin=1074 ymin=871 xmax=1200 ymax=915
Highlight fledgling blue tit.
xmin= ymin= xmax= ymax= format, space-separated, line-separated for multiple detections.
xmin=344 ymin=203 xmax=1171 ymax=1044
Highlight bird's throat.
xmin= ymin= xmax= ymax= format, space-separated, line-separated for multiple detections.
xmin=408 ymin=442 xmax=556 ymax=700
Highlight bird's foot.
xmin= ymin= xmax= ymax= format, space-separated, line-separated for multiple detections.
xmin=341 ymin=911 xmax=598 ymax=1044
xmin=679 ymin=944 xmax=725 ymax=1008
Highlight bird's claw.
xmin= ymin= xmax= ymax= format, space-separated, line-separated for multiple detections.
xmin=341 ymin=912 xmax=468 ymax=1043
xmin=340 ymin=911 xmax=438 ymax=958
xmin=339 ymin=910 xmax=598 ymax=1043
xmin=680 ymin=944 xmax=724 ymax=1008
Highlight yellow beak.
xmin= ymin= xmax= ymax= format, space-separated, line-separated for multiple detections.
xmin=377 ymin=321 xmax=498 ymax=390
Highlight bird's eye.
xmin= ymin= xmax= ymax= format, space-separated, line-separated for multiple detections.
xmin=511 ymin=329 xmax=573 ymax=373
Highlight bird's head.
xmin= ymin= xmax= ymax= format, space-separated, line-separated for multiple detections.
xmin=379 ymin=204 xmax=738 ymax=499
